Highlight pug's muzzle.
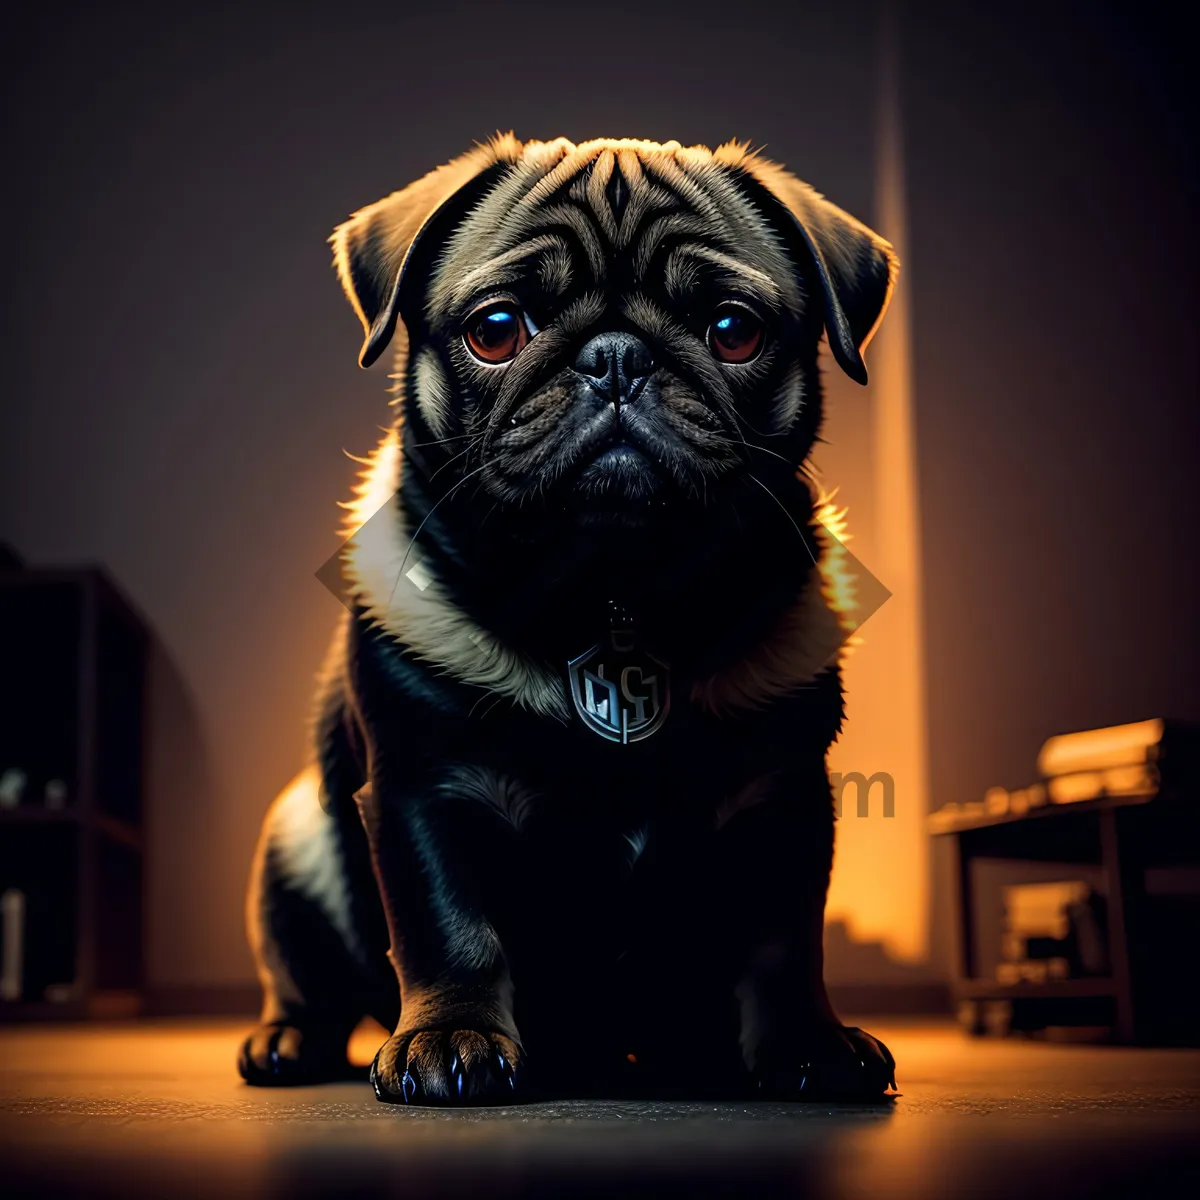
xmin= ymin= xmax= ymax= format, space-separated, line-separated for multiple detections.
xmin=561 ymin=331 xmax=665 ymax=501
xmin=487 ymin=324 xmax=740 ymax=517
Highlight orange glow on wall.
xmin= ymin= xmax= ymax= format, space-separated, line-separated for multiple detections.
xmin=823 ymin=17 xmax=932 ymax=967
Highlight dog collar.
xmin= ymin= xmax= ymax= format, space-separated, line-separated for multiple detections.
xmin=566 ymin=601 xmax=671 ymax=744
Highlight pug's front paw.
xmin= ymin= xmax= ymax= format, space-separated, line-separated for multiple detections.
xmin=371 ymin=1029 xmax=522 ymax=1106
xmin=750 ymin=1023 xmax=896 ymax=1100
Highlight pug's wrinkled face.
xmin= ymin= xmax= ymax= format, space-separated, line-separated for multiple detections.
xmin=334 ymin=138 xmax=895 ymax=538
xmin=409 ymin=147 xmax=824 ymax=520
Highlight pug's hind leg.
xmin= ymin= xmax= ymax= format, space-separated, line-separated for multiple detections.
xmin=240 ymin=766 xmax=374 ymax=1086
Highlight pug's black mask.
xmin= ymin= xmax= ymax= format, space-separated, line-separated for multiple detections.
xmin=332 ymin=137 xmax=895 ymax=666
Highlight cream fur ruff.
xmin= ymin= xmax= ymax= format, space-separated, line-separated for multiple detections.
xmin=340 ymin=427 xmax=571 ymax=721
xmin=337 ymin=431 xmax=858 ymax=719
xmin=263 ymin=763 xmax=365 ymax=964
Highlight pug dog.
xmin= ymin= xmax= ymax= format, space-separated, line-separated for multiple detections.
xmin=239 ymin=136 xmax=899 ymax=1104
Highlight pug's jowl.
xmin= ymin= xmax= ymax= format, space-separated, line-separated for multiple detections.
xmin=241 ymin=136 xmax=898 ymax=1104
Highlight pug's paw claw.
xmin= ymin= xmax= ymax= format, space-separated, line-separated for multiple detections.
xmin=372 ymin=1029 xmax=522 ymax=1106
xmin=496 ymin=1051 xmax=516 ymax=1090
xmin=751 ymin=1023 xmax=897 ymax=1101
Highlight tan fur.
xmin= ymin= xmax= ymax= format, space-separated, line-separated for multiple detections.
xmin=246 ymin=764 xmax=365 ymax=1022
xmin=691 ymin=500 xmax=865 ymax=715
xmin=691 ymin=547 xmax=848 ymax=717
xmin=263 ymin=765 xmax=365 ymax=961
xmin=246 ymin=813 xmax=304 ymax=1022
xmin=339 ymin=428 xmax=570 ymax=721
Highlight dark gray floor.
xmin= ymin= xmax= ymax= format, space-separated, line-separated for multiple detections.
xmin=1 ymin=1018 xmax=1198 ymax=1197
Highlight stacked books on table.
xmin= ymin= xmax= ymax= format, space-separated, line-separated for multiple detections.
xmin=929 ymin=718 xmax=1200 ymax=833
xmin=996 ymin=880 xmax=1110 ymax=984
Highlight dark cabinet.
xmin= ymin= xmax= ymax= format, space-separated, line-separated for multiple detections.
xmin=0 ymin=568 xmax=147 ymax=1018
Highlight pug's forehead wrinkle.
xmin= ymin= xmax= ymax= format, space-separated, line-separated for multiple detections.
xmin=431 ymin=233 xmax=571 ymax=321
xmin=481 ymin=150 xmax=703 ymax=270
xmin=423 ymin=157 xmax=567 ymax=312
xmin=660 ymin=244 xmax=783 ymax=311
xmin=573 ymin=148 xmax=663 ymax=251
xmin=579 ymin=148 xmax=621 ymax=245
xmin=518 ymin=200 xmax=610 ymax=279
xmin=613 ymin=149 xmax=654 ymax=233
xmin=630 ymin=211 xmax=718 ymax=279
xmin=616 ymin=182 xmax=678 ymax=253
xmin=662 ymin=250 xmax=703 ymax=303
xmin=443 ymin=195 xmax=608 ymax=296
xmin=428 ymin=145 xmax=800 ymax=342
xmin=676 ymin=158 xmax=806 ymax=289
xmin=641 ymin=153 xmax=728 ymax=231
xmin=595 ymin=161 xmax=726 ymax=265
xmin=645 ymin=153 xmax=768 ymax=246
xmin=537 ymin=243 xmax=574 ymax=298
xmin=519 ymin=141 xmax=609 ymax=209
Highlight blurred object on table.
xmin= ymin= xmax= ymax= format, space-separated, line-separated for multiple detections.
xmin=931 ymin=719 xmax=1200 ymax=1044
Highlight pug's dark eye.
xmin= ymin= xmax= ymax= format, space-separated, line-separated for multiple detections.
xmin=708 ymin=305 xmax=764 ymax=364
xmin=464 ymin=303 xmax=529 ymax=364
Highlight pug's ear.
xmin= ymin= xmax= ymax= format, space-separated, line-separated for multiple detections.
xmin=719 ymin=146 xmax=898 ymax=385
xmin=330 ymin=135 xmax=526 ymax=368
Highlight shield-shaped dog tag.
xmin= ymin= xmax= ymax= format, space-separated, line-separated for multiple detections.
xmin=567 ymin=629 xmax=671 ymax=744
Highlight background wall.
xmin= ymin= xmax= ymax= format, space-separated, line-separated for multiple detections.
xmin=899 ymin=3 xmax=1198 ymax=970
xmin=1 ymin=0 xmax=1194 ymax=996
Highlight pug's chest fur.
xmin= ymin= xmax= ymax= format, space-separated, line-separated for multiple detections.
xmin=346 ymin=610 xmax=843 ymax=836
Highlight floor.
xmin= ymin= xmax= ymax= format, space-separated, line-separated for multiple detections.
xmin=1 ymin=1018 xmax=1197 ymax=1198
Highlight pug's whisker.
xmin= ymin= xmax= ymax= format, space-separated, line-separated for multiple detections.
xmin=428 ymin=438 xmax=484 ymax=482
xmin=733 ymin=409 xmax=791 ymax=441
xmin=478 ymin=692 xmax=508 ymax=722
xmin=468 ymin=686 xmax=498 ymax=720
xmin=730 ymin=498 xmax=746 ymax=537
xmin=739 ymin=439 xmax=801 ymax=470
xmin=388 ymin=464 xmax=489 ymax=610
xmin=743 ymin=472 xmax=820 ymax=567
xmin=402 ymin=431 xmax=478 ymax=451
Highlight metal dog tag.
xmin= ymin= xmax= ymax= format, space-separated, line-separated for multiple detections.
xmin=567 ymin=624 xmax=671 ymax=744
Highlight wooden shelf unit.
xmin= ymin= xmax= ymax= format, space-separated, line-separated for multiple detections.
xmin=0 ymin=567 xmax=148 ymax=1019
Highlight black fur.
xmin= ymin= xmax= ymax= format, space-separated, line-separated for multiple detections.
xmin=240 ymin=138 xmax=898 ymax=1104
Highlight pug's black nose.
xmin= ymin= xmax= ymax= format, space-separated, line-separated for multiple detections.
xmin=574 ymin=333 xmax=654 ymax=408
